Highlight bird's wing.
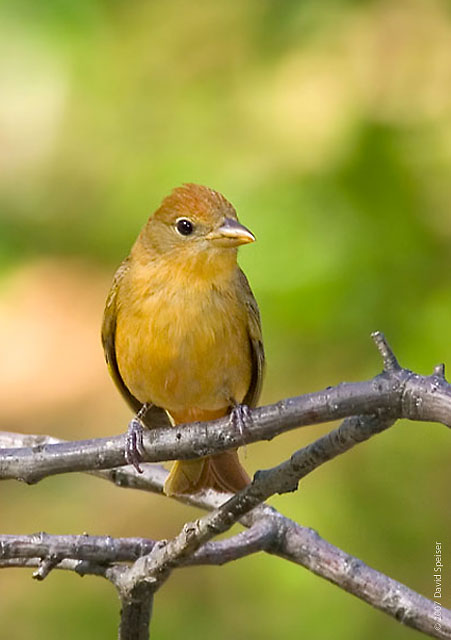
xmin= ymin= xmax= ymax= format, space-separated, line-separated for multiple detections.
xmin=238 ymin=269 xmax=265 ymax=408
xmin=101 ymin=257 xmax=171 ymax=429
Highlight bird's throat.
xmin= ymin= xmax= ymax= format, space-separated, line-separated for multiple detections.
xmin=134 ymin=241 xmax=238 ymax=292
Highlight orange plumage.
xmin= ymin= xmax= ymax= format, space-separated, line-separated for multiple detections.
xmin=102 ymin=184 xmax=264 ymax=495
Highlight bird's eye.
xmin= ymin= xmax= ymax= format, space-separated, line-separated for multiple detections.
xmin=176 ymin=218 xmax=194 ymax=236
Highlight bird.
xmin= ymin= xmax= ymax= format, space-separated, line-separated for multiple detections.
xmin=102 ymin=183 xmax=264 ymax=496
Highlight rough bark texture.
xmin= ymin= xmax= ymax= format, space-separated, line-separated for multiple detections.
xmin=0 ymin=334 xmax=449 ymax=639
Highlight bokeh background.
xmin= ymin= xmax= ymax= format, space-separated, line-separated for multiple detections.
xmin=0 ymin=0 xmax=450 ymax=638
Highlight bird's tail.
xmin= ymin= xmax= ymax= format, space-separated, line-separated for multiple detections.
xmin=164 ymin=451 xmax=250 ymax=496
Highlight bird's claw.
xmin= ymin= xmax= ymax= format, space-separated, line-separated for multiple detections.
xmin=125 ymin=416 xmax=146 ymax=473
xmin=230 ymin=403 xmax=253 ymax=440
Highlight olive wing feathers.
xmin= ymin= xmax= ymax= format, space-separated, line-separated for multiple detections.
xmin=237 ymin=269 xmax=265 ymax=408
xmin=101 ymin=257 xmax=171 ymax=430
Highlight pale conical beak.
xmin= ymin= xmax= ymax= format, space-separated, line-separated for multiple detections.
xmin=208 ymin=217 xmax=256 ymax=247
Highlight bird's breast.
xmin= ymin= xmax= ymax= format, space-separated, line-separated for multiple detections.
xmin=115 ymin=273 xmax=252 ymax=414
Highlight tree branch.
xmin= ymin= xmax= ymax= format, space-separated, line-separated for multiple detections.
xmin=2 ymin=413 xmax=448 ymax=637
xmin=0 ymin=521 xmax=276 ymax=570
xmin=272 ymin=511 xmax=450 ymax=639
xmin=108 ymin=407 xmax=450 ymax=640
xmin=2 ymin=511 xmax=449 ymax=638
xmin=1 ymin=356 xmax=450 ymax=484
xmin=1 ymin=334 xmax=449 ymax=638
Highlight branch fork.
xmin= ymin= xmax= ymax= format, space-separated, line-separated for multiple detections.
xmin=0 ymin=333 xmax=450 ymax=639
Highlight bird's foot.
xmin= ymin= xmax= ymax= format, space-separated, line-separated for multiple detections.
xmin=229 ymin=402 xmax=253 ymax=443
xmin=125 ymin=403 xmax=151 ymax=473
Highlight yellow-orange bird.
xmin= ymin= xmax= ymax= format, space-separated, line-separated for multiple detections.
xmin=102 ymin=184 xmax=264 ymax=495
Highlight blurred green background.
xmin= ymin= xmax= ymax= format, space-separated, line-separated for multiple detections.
xmin=0 ymin=0 xmax=450 ymax=637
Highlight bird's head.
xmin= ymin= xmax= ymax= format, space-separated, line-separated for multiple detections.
xmin=138 ymin=184 xmax=255 ymax=261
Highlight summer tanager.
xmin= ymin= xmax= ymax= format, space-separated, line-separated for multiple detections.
xmin=102 ymin=184 xmax=264 ymax=495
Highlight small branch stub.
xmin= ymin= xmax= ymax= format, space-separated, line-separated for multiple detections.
xmin=371 ymin=331 xmax=401 ymax=372
xmin=433 ymin=363 xmax=446 ymax=379
xmin=33 ymin=556 xmax=59 ymax=581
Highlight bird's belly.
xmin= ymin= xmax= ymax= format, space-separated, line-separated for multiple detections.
xmin=115 ymin=291 xmax=252 ymax=414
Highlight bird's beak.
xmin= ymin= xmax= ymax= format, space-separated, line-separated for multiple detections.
xmin=207 ymin=218 xmax=256 ymax=247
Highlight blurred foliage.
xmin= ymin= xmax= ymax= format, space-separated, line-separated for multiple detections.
xmin=0 ymin=0 xmax=450 ymax=638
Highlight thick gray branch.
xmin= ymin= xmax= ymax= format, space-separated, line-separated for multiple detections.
xmin=1 ymin=353 xmax=450 ymax=484
xmin=121 ymin=414 xmax=394 ymax=586
xmin=2 ymin=513 xmax=449 ymax=639
xmin=97 ymin=410 xmax=450 ymax=638
xmin=0 ymin=411 xmax=449 ymax=639
xmin=272 ymin=510 xmax=450 ymax=639
xmin=0 ymin=532 xmax=155 ymax=565
xmin=1 ymin=334 xmax=449 ymax=639
xmin=0 ymin=522 xmax=276 ymax=570
xmin=118 ymin=584 xmax=154 ymax=640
